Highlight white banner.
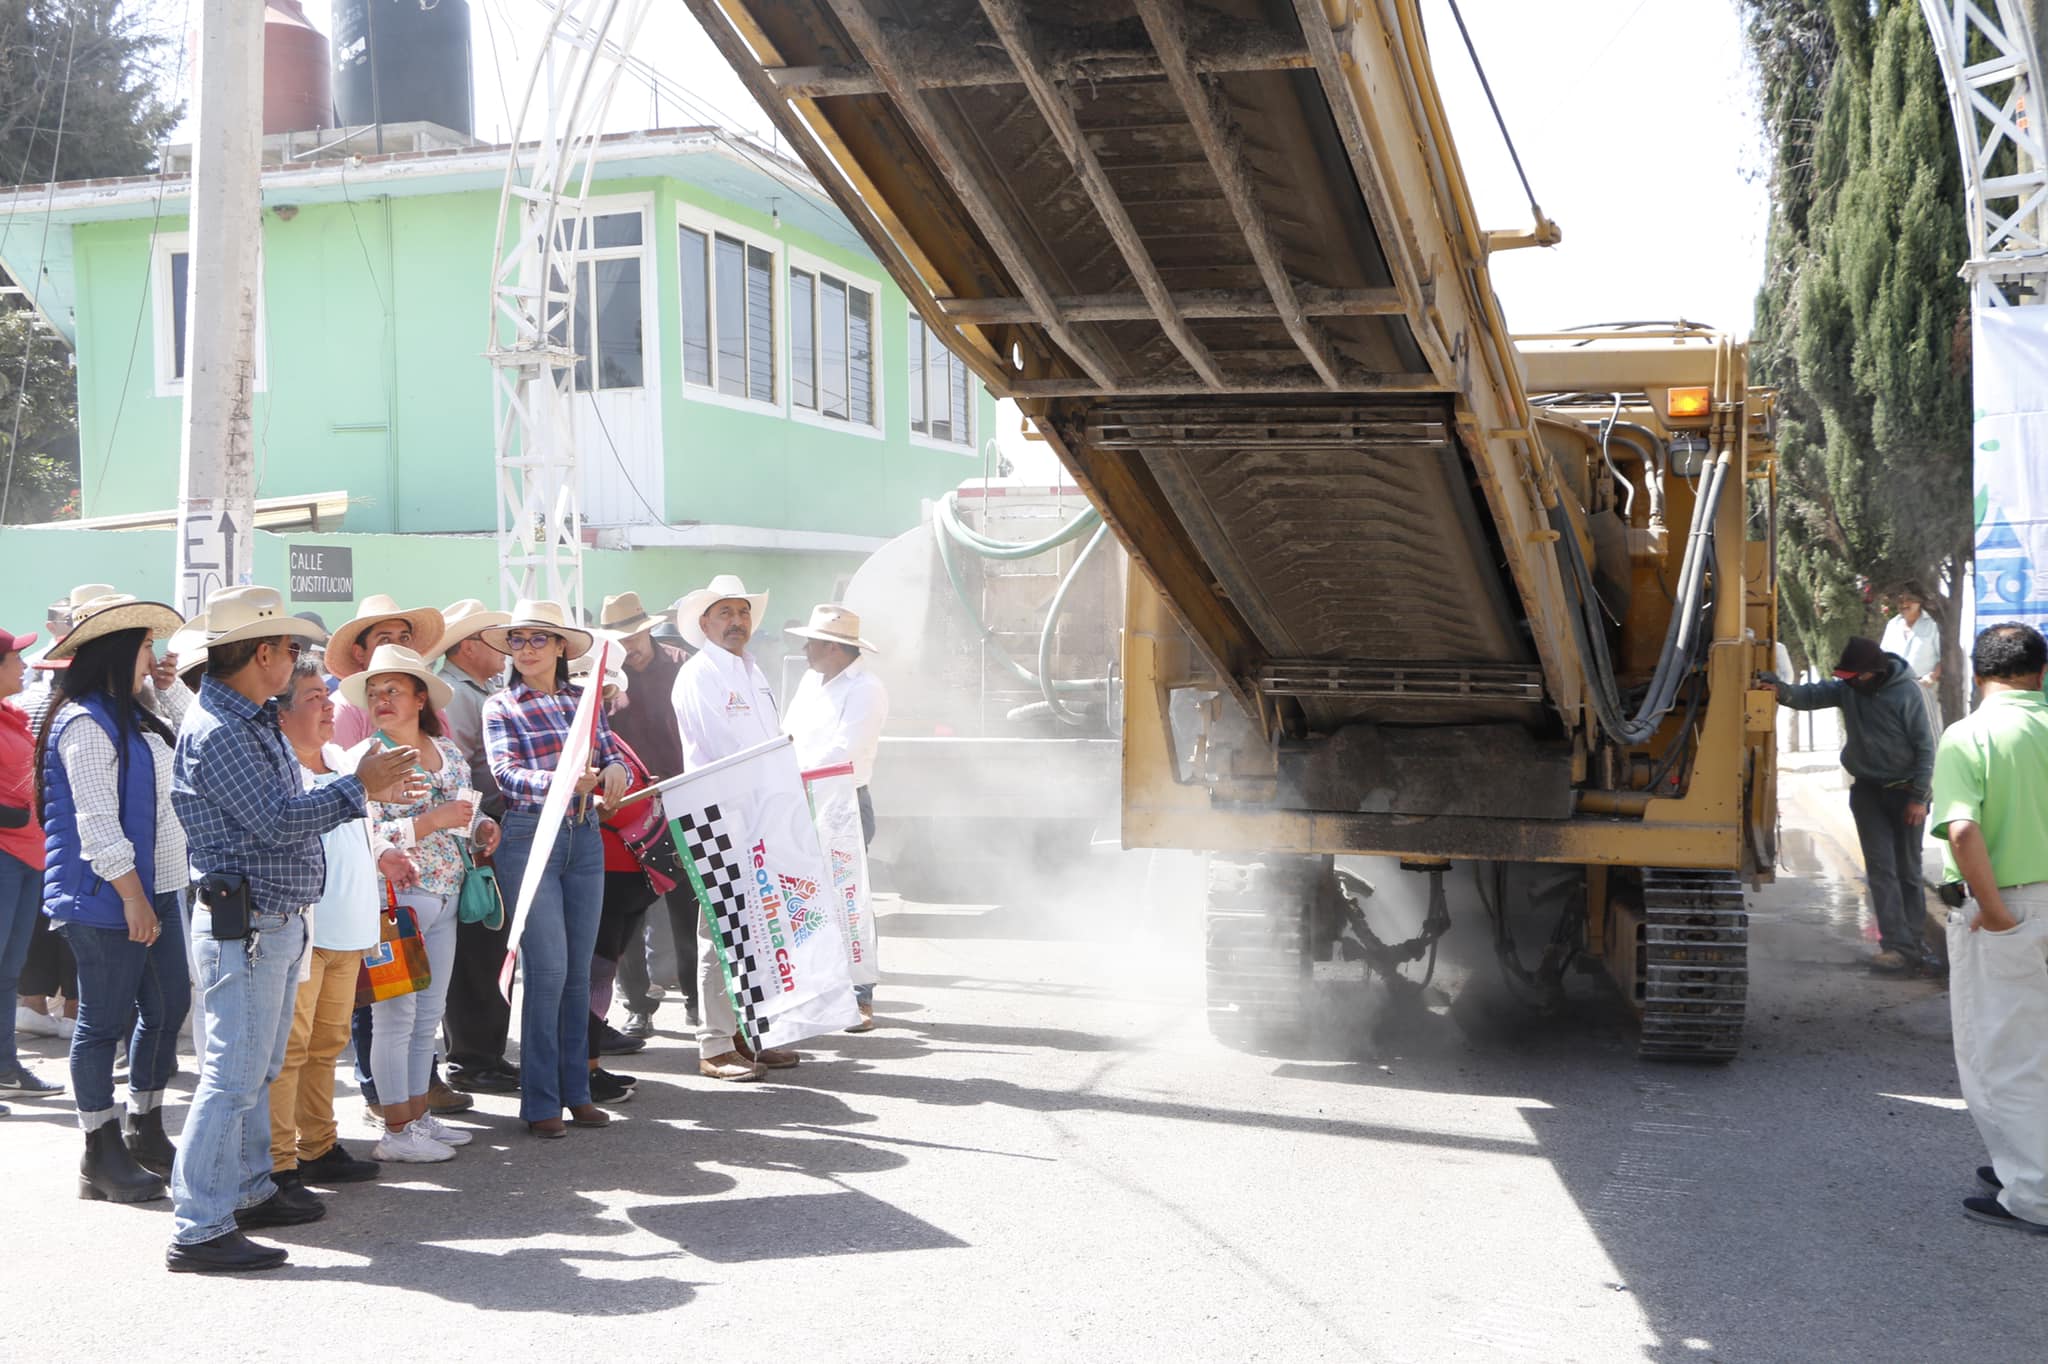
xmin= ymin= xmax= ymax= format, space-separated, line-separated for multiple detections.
xmin=663 ymin=735 xmax=858 ymax=1046
xmin=1971 ymin=307 xmax=2048 ymax=641
xmin=804 ymin=762 xmax=879 ymax=986
xmin=499 ymin=638 xmax=613 ymax=1002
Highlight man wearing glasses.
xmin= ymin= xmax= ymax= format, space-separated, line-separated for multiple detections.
xmin=167 ymin=587 xmax=424 ymax=1275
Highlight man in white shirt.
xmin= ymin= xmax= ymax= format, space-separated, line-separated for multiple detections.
xmin=1881 ymin=589 xmax=1944 ymax=737
xmin=782 ymin=604 xmax=890 ymax=1031
xmin=669 ymin=574 xmax=793 ymax=1081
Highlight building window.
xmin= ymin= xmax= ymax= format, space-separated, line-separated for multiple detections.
xmin=909 ymin=314 xmax=975 ymax=448
xmin=555 ymin=209 xmax=646 ymax=392
xmin=153 ymin=232 xmax=266 ymax=396
xmin=679 ymin=213 xmax=777 ymax=406
xmin=789 ymin=265 xmax=876 ymax=428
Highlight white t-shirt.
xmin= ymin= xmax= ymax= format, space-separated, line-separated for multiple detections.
xmin=1881 ymin=612 xmax=1941 ymax=678
xmin=305 ymin=741 xmax=380 ymax=952
xmin=671 ymin=645 xmax=780 ymax=769
xmin=783 ymin=659 xmax=889 ymax=785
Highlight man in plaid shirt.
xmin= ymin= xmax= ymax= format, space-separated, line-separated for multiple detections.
xmin=165 ymin=588 xmax=420 ymax=1277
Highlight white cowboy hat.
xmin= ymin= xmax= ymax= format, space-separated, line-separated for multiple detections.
xmin=328 ymin=595 xmax=448 ymax=679
xmin=426 ymin=598 xmax=512 ymax=661
xmin=599 ymin=591 xmax=663 ymax=636
xmin=787 ymin=603 xmax=879 ymax=653
xmin=478 ymin=599 xmax=595 ymax=661
xmin=66 ymin=583 xmax=117 ymax=614
xmin=47 ymin=595 xmax=186 ymax=661
xmin=163 ymin=613 xmax=211 ymax=676
xmin=338 ymin=644 xmax=455 ymax=714
xmin=201 ymin=586 xmax=329 ymax=651
xmin=570 ymin=641 xmax=629 ymax=699
xmin=672 ymin=575 xmax=769 ymax=652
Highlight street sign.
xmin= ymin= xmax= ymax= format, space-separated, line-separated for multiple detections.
xmin=289 ymin=545 xmax=355 ymax=601
xmin=176 ymin=497 xmax=242 ymax=619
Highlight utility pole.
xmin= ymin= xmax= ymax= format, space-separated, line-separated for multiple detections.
xmin=173 ymin=0 xmax=263 ymax=620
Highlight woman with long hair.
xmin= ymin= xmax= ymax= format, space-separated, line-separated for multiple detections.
xmin=34 ymin=596 xmax=191 ymax=1202
xmin=345 ymin=645 xmax=502 ymax=1162
xmin=0 ymin=622 xmax=60 ymax=1108
xmin=480 ymin=601 xmax=631 ymax=1138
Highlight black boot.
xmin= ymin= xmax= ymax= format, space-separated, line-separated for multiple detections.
xmin=80 ymin=1122 xmax=167 ymax=1204
xmin=125 ymin=1107 xmax=177 ymax=1178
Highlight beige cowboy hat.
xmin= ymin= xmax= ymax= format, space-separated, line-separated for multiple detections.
xmin=30 ymin=582 xmax=125 ymax=670
xmin=478 ymin=599 xmax=595 ymax=661
xmin=787 ymin=603 xmax=879 ymax=653
xmin=328 ymin=595 xmax=448 ymax=678
xmin=426 ymin=598 xmax=512 ymax=662
xmin=201 ymin=586 xmax=330 ymax=651
xmin=47 ymin=595 xmax=186 ymax=661
xmin=66 ymin=583 xmax=117 ymax=615
xmin=338 ymin=644 xmax=455 ymax=714
xmin=599 ymin=591 xmax=663 ymax=636
xmin=672 ymin=574 xmax=769 ymax=652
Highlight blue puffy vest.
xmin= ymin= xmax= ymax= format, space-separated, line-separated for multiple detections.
xmin=42 ymin=694 xmax=160 ymax=930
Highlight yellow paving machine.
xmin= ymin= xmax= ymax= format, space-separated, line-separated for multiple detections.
xmin=690 ymin=0 xmax=1780 ymax=1057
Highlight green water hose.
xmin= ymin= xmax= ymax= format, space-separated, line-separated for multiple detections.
xmin=929 ymin=491 xmax=1111 ymax=722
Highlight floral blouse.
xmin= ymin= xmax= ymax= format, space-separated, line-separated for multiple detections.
xmin=370 ymin=735 xmax=473 ymax=898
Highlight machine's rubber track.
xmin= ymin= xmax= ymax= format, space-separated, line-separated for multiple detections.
xmin=1205 ymin=855 xmax=1321 ymax=1048
xmin=1637 ymin=868 xmax=1749 ymax=1061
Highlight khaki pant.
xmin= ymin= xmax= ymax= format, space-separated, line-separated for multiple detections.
xmin=269 ymin=946 xmax=361 ymax=1171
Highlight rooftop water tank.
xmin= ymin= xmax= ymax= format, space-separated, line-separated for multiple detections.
xmin=331 ymin=0 xmax=475 ymax=139
xmin=263 ymin=0 xmax=332 ymax=135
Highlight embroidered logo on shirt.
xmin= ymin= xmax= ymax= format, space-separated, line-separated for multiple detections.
xmin=723 ymin=690 xmax=751 ymax=717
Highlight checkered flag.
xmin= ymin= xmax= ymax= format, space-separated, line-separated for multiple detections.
xmin=670 ymin=801 xmax=769 ymax=1036
xmin=656 ymin=733 xmax=857 ymax=1045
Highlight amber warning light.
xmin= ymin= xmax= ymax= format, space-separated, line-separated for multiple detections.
xmin=1667 ymin=387 xmax=1712 ymax=420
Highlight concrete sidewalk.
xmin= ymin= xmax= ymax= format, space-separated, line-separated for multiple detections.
xmin=1777 ymin=754 xmax=1949 ymax=959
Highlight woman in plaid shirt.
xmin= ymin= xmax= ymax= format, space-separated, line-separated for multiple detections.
xmin=480 ymin=602 xmax=631 ymax=1139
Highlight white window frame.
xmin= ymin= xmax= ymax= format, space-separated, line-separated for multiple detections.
xmin=907 ymin=312 xmax=978 ymax=453
xmin=676 ymin=202 xmax=782 ymax=415
xmin=785 ymin=246 xmax=884 ymax=440
xmin=557 ymin=192 xmax=656 ymax=396
xmin=153 ymin=231 xmax=268 ymax=398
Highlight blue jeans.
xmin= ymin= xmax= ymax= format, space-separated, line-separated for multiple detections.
xmin=0 ymin=851 xmax=41 ymax=1073
xmin=171 ymin=908 xmax=306 ymax=1245
xmin=496 ymin=811 xmax=603 ymax=1122
xmin=56 ymin=892 xmax=191 ymax=1117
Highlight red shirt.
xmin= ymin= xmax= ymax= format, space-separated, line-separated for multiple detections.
xmin=0 ymin=699 xmax=47 ymax=869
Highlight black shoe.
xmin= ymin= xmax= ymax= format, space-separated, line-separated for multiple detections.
xmin=589 ymin=1069 xmax=637 ymax=1104
xmin=447 ymin=1061 xmax=520 ymax=1095
xmin=0 ymin=1066 xmax=63 ymax=1098
xmin=596 ymin=1022 xmax=646 ymax=1055
xmin=166 ymin=1230 xmax=289 ymax=1274
xmin=1963 ymin=1195 xmax=2048 ymax=1232
xmin=684 ymin=999 xmax=701 ymax=1028
xmin=1980 ymin=1165 xmax=2004 ymax=1192
xmin=297 ymin=1142 xmax=381 ymax=1185
xmin=79 ymin=1123 xmax=167 ymax=1204
xmin=125 ymin=1108 xmax=177 ymax=1177
xmin=236 ymin=1182 xmax=326 ymax=1230
xmin=621 ymin=1011 xmax=656 ymax=1040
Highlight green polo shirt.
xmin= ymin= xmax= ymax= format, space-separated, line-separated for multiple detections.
xmin=1931 ymin=689 xmax=2048 ymax=887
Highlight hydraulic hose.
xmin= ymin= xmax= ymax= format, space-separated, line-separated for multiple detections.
xmin=928 ymin=493 xmax=1109 ymax=703
xmin=1036 ymin=522 xmax=1111 ymax=727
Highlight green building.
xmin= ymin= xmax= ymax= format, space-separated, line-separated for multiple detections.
xmin=0 ymin=125 xmax=995 ymax=642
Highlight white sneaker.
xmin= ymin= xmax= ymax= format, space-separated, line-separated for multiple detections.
xmin=15 ymin=1007 xmax=60 ymax=1039
xmin=413 ymin=1114 xmax=472 ymax=1147
xmin=372 ymin=1123 xmax=455 ymax=1163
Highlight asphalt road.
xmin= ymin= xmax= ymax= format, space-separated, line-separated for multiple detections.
xmin=0 ymin=799 xmax=2025 ymax=1363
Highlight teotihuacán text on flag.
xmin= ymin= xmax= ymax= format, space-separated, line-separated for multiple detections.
xmin=661 ymin=735 xmax=859 ymax=1046
xmin=804 ymin=761 xmax=879 ymax=986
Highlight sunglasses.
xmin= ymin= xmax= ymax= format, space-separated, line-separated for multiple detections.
xmin=504 ymin=632 xmax=561 ymax=651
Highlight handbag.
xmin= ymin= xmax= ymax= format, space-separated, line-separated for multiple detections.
xmin=356 ymin=883 xmax=432 ymax=1006
xmin=456 ymin=840 xmax=505 ymax=930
